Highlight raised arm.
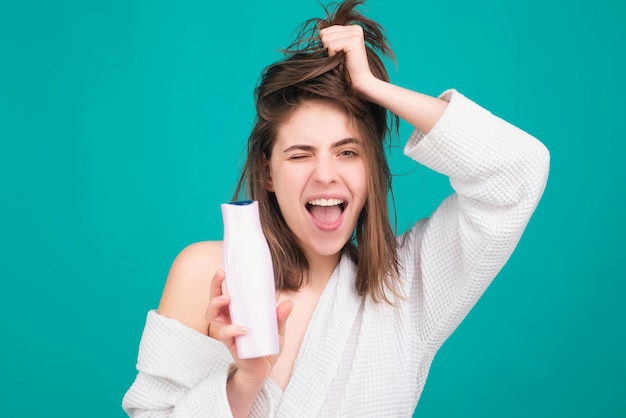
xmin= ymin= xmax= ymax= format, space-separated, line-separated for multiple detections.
xmin=321 ymin=24 xmax=550 ymax=350
xmin=401 ymin=89 xmax=550 ymax=349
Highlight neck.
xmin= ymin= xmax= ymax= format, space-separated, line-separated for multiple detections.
xmin=304 ymin=251 xmax=341 ymax=291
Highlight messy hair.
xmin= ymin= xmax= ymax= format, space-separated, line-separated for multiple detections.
xmin=234 ymin=0 xmax=401 ymax=303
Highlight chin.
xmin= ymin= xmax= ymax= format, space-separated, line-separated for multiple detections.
xmin=305 ymin=234 xmax=352 ymax=260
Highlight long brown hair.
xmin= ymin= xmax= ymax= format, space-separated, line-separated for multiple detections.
xmin=233 ymin=0 xmax=401 ymax=303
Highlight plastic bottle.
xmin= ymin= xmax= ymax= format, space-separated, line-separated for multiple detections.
xmin=221 ymin=200 xmax=279 ymax=359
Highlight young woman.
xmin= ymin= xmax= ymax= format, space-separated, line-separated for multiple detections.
xmin=123 ymin=1 xmax=549 ymax=416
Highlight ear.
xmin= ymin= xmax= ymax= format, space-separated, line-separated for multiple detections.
xmin=262 ymin=153 xmax=274 ymax=192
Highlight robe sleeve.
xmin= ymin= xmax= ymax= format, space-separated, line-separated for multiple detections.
xmin=122 ymin=310 xmax=235 ymax=417
xmin=401 ymin=89 xmax=550 ymax=352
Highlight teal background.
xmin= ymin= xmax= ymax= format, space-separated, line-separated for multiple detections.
xmin=1 ymin=0 xmax=624 ymax=416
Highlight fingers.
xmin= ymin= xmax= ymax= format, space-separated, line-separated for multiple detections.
xmin=218 ymin=324 xmax=247 ymax=352
xmin=319 ymin=24 xmax=374 ymax=93
xmin=276 ymin=299 xmax=294 ymax=337
xmin=206 ymin=270 xmax=232 ymax=327
xmin=320 ymin=24 xmax=364 ymax=57
xmin=207 ymin=292 xmax=231 ymax=325
xmin=209 ymin=269 xmax=226 ymax=299
xmin=320 ymin=24 xmax=364 ymax=38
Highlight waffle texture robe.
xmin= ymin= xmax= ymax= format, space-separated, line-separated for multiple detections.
xmin=122 ymin=90 xmax=550 ymax=417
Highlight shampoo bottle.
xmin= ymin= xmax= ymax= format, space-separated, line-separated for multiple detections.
xmin=221 ymin=200 xmax=279 ymax=359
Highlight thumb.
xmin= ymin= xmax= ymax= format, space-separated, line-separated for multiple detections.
xmin=276 ymin=299 xmax=294 ymax=337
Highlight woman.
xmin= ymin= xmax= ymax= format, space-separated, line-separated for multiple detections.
xmin=123 ymin=1 xmax=549 ymax=416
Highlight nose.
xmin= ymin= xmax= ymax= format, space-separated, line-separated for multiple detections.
xmin=313 ymin=156 xmax=337 ymax=184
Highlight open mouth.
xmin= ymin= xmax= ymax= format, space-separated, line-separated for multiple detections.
xmin=306 ymin=198 xmax=346 ymax=226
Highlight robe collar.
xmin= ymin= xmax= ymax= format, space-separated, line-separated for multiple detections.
xmin=274 ymin=254 xmax=363 ymax=417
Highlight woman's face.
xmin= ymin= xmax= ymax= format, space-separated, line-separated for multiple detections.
xmin=268 ymin=100 xmax=368 ymax=265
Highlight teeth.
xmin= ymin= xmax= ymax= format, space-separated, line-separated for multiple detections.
xmin=308 ymin=198 xmax=344 ymax=207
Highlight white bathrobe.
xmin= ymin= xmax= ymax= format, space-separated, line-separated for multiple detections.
xmin=122 ymin=90 xmax=550 ymax=417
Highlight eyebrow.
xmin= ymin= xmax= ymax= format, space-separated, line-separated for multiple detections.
xmin=282 ymin=137 xmax=360 ymax=153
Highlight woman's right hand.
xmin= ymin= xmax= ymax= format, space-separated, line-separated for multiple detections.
xmin=206 ymin=269 xmax=293 ymax=385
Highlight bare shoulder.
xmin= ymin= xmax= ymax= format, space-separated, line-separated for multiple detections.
xmin=157 ymin=241 xmax=223 ymax=335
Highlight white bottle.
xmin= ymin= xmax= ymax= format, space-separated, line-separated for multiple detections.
xmin=221 ymin=200 xmax=279 ymax=359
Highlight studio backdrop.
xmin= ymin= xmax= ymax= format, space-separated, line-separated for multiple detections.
xmin=1 ymin=0 xmax=624 ymax=416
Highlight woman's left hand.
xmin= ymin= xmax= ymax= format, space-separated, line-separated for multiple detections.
xmin=321 ymin=24 xmax=447 ymax=133
xmin=320 ymin=25 xmax=377 ymax=94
